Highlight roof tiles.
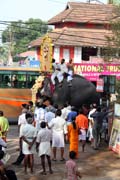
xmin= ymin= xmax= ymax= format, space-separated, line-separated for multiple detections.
xmin=48 ymin=2 xmax=115 ymax=25
xmin=29 ymin=27 xmax=112 ymax=47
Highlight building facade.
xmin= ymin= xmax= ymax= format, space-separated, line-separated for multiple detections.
xmin=29 ymin=2 xmax=120 ymax=83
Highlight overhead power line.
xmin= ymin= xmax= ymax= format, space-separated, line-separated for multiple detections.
xmin=0 ymin=22 xmax=49 ymax=32
xmin=0 ymin=21 xmax=110 ymax=43
xmin=0 ymin=20 xmax=48 ymax=24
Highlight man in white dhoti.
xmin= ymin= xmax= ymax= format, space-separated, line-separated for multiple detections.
xmin=58 ymin=59 xmax=68 ymax=86
xmin=36 ymin=121 xmax=53 ymax=175
xmin=51 ymin=58 xmax=61 ymax=85
xmin=20 ymin=113 xmax=37 ymax=173
xmin=48 ymin=109 xmax=68 ymax=161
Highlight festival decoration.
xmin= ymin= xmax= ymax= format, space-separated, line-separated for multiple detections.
xmin=31 ymin=75 xmax=45 ymax=105
xmin=40 ymin=34 xmax=53 ymax=72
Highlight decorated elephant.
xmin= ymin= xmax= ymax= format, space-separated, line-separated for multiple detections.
xmin=52 ymin=74 xmax=99 ymax=108
xmin=37 ymin=74 xmax=100 ymax=108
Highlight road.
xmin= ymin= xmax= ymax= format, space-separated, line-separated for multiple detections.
xmin=6 ymin=125 xmax=120 ymax=180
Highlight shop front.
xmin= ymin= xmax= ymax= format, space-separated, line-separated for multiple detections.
xmin=74 ymin=63 xmax=119 ymax=105
xmin=74 ymin=63 xmax=120 ymax=81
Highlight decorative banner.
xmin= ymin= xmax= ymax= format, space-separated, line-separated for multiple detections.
xmin=109 ymin=104 xmax=120 ymax=156
xmin=114 ymin=103 xmax=120 ymax=118
xmin=96 ymin=78 xmax=104 ymax=92
xmin=109 ymin=118 xmax=120 ymax=156
xmin=40 ymin=34 xmax=53 ymax=72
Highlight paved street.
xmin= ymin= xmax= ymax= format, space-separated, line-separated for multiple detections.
xmin=6 ymin=125 xmax=120 ymax=180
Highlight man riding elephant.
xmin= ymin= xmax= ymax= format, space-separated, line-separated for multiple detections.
xmin=52 ymin=74 xmax=99 ymax=108
xmin=37 ymin=73 xmax=99 ymax=109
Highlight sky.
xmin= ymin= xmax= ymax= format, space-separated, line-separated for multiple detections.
xmin=0 ymin=0 xmax=107 ymax=22
xmin=0 ymin=0 xmax=107 ymax=42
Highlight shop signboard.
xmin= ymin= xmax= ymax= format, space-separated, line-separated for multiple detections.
xmin=29 ymin=60 xmax=40 ymax=67
xmin=74 ymin=63 xmax=120 ymax=81
xmin=96 ymin=78 xmax=104 ymax=92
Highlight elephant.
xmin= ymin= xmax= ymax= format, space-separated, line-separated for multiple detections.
xmin=52 ymin=74 xmax=100 ymax=108
xmin=38 ymin=74 xmax=100 ymax=109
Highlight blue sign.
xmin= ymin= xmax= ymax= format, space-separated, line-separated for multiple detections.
xmin=29 ymin=60 xmax=40 ymax=67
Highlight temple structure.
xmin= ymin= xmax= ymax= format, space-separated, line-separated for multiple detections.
xmin=29 ymin=2 xmax=120 ymax=84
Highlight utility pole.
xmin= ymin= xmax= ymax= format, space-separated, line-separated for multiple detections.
xmin=8 ymin=25 xmax=13 ymax=66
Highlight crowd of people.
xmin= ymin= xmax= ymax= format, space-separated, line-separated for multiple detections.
xmin=0 ymin=111 xmax=18 ymax=180
xmin=0 ymin=97 xmax=111 ymax=179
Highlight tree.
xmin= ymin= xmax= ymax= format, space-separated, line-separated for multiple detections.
xmin=104 ymin=5 xmax=120 ymax=103
xmin=2 ymin=18 xmax=52 ymax=59
xmin=0 ymin=43 xmax=10 ymax=64
xmin=104 ymin=5 xmax=120 ymax=61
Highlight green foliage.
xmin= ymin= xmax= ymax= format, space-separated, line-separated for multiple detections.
xmin=0 ymin=43 xmax=10 ymax=63
xmin=2 ymin=18 xmax=52 ymax=60
xmin=104 ymin=5 xmax=120 ymax=62
xmin=104 ymin=5 xmax=120 ymax=102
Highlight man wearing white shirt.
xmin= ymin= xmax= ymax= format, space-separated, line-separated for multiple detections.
xmin=51 ymin=58 xmax=61 ymax=85
xmin=48 ymin=109 xmax=68 ymax=161
xmin=61 ymin=103 xmax=71 ymax=120
xmin=34 ymin=102 xmax=46 ymax=131
xmin=18 ymin=109 xmax=28 ymax=132
xmin=45 ymin=110 xmax=55 ymax=124
xmin=58 ymin=59 xmax=68 ymax=85
xmin=87 ymin=104 xmax=97 ymax=143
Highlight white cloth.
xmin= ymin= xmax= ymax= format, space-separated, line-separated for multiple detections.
xmin=38 ymin=142 xmax=51 ymax=156
xmin=36 ymin=128 xmax=52 ymax=156
xmin=48 ymin=116 xmax=67 ymax=134
xmin=60 ymin=63 xmax=68 ymax=74
xmin=88 ymin=108 xmax=96 ymax=120
xmin=20 ymin=124 xmax=37 ymax=155
xmin=34 ymin=107 xmax=46 ymax=131
xmin=49 ymin=116 xmax=67 ymax=148
xmin=87 ymin=126 xmax=94 ymax=141
xmin=51 ymin=62 xmax=60 ymax=85
xmin=61 ymin=107 xmax=71 ymax=120
xmin=55 ymin=63 xmax=68 ymax=83
xmin=87 ymin=108 xmax=96 ymax=141
xmin=18 ymin=113 xmax=27 ymax=137
xmin=52 ymin=130 xmax=65 ymax=147
xmin=18 ymin=113 xmax=27 ymax=126
xmin=67 ymin=70 xmax=73 ymax=82
xmin=45 ymin=111 xmax=55 ymax=124
xmin=79 ymin=129 xmax=87 ymax=141
xmin=0 ymin=138 xmax=7 ymax=148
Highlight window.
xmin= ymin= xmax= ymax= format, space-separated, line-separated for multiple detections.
xmin=74 ymin=47 xmax=82 ymax=63
xmin=0 ymin=71 xmax=39 ymax=88
xmin=82 ymin=47 xmax=98 ymax=61
xmin=53 ymin=47 xmax=60 ymax=63
xmin=63 ymin=49 xmax=70 ymax=63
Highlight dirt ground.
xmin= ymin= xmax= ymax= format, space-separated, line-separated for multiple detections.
xmin=6 ymin=125 xmax=120 ymax=180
